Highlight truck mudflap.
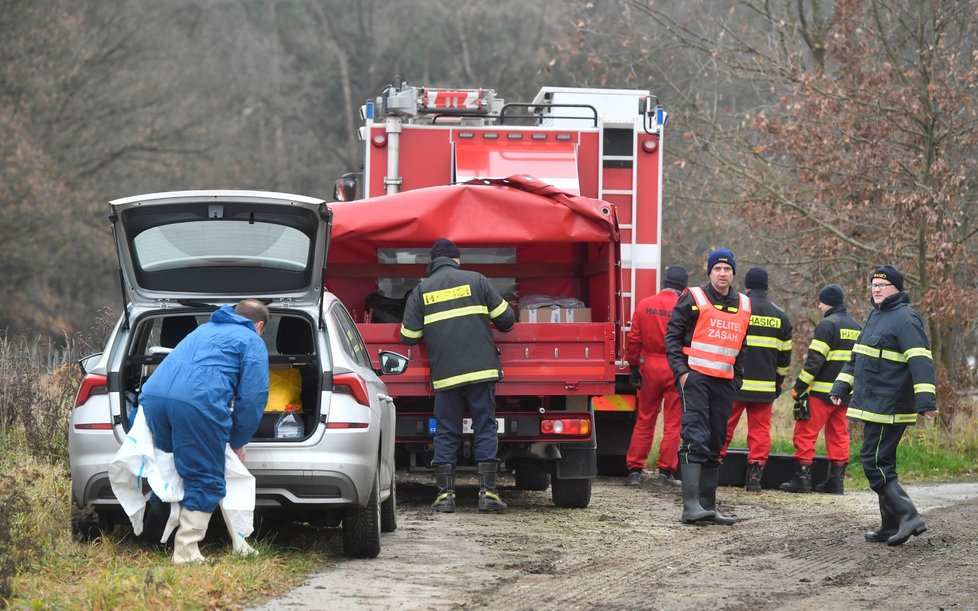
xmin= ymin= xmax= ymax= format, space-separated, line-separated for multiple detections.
xmin=553 ymin=444 xmax=598 ymax=480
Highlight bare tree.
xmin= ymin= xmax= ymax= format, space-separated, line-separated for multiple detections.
xmin=565 ymin=0 xmax=978 ymax=389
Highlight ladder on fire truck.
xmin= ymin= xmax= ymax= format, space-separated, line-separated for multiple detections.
xmin=603 ymin=137 xmax=640 ymax=320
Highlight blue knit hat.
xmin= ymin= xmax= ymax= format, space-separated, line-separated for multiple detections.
xmin=707 ymin=248 xmax=736 ymax=275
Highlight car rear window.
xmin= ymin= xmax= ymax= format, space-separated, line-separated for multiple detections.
xmin=133 ymin=221 xmax=310 ymax=272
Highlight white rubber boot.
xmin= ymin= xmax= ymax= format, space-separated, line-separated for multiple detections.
xmin=221 ymin=505 xmax=258 ymax=557
xmin=173 ymin=509 xmax=211 ymax=564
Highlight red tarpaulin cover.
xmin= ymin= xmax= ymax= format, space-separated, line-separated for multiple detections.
xmin=329 ymin=175 xmax=619 ymax=244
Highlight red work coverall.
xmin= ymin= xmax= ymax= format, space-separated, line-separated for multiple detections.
xmin=625 ymin=288 xmax=682 ymax=473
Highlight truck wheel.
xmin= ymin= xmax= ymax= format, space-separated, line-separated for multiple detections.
xmin=514 ymin=469 xmax=550 ymax=491
xmin=551 ymin=477 xmax=592 ymax=508
xmin=342 ymin=472 xmax=382 ymax=558
xmin=380 ymin=475 xmax=397 ymax=533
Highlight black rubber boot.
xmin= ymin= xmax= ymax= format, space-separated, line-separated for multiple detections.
xmin=431 ymin=463 xmax=456 ymax=513
xmin=779 ymin=461 xmax=813 ymax=493
xmin=700 ymin=466 xmax=736 ymax=525
xmin=745 ymin=462 xmax=764 ymax=492
xmin=680 ymin=463 xmax=714 ymax=524
xmin=879 ymin=479 xmax=926 ymax=546
xmin=814 ymin=461 xmax=847 ymax=494
xmin=865 ymin=492 xmax=898 ymax=543
xmin=477 ymin=462 xmax=508 ymax=513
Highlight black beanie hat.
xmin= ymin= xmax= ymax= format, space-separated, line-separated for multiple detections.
xmin=430 ymin=238 xmax=460 ymax=260
xmin=872 ymin=265 xmax=904 ymax=291
xmin=664 ymin=265 xmax=688 ymax=290
xmin=744 ymin=267 xmax=768 ymax=290
xmin=818 ymin=284 xmax=845 ymax=307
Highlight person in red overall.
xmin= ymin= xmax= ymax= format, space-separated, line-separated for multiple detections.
xmin=781 ymin=283 xmax=861 ymax=494
xmin=624 ymin=265 xmax=689 ymax=487
xmin=666 ymin=249 xmax=750 ymax=525
xmin=720 ymin=268 xmax=792 ymax=492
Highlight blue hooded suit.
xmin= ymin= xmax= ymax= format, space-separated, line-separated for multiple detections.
xmin=140 ymin=305 xmax=269 ymax=512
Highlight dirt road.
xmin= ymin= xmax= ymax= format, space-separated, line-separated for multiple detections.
xmin=253 ymin=473 xmax=978 ymax=610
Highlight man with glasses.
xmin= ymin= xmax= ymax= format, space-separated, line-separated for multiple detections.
xmin=830 ymin=265 xmax=937 ymax=546
xmin=781 ymin=284 xmax=860 ymax=494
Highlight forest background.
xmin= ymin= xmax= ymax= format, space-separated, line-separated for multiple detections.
xmin=2 ymin=0 xmax=977 ymax=419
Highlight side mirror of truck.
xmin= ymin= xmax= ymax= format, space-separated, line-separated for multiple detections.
xmin=333 ymin=172 xmax=361 ymax=202
xmin=377 ymin=350 xmax=410 ymax=376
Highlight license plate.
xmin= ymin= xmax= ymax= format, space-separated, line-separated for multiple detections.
xmin=428 ymin=417 xmax=505 ymax=435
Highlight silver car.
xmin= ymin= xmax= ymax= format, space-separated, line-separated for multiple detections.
xmin=69 ymin=190 xmax=408 ymax=558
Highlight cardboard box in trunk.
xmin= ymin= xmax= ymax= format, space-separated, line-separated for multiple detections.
xmin=519 ymin=308 xmax=592 ymax=323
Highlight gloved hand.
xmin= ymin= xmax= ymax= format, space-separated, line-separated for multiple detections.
xmin=629 ymin=365 xmax=642 ymax=390
xmin=792 ymin=394 xmax=810 ymax=420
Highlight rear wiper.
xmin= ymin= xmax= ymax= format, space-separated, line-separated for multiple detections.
xmin=177 ymin=300 xmax=218 ymax=308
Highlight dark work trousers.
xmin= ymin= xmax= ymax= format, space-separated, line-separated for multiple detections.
xmin=860 ymin=421 xmax=907 ymax=492
xmin=432 ymin=381 xmax=498 ymax=465
xmin=678 ymin=370 xmax=736 ymax=466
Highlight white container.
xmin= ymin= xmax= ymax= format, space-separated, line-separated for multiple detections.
xmin=274 ymin=407 xmax=304 ymax=439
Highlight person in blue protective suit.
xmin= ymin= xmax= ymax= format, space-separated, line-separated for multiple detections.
xmin=139 ymin=299 xmax=270 ymax=564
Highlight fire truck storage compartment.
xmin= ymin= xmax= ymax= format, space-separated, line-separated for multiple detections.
xmin=121 ymin=311 xmax=320 ymax=441
xmin=327 ymin=240 xmax=614 ymax=328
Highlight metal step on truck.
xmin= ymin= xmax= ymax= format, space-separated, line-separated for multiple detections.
xmin=328 ymin=81 xmax=668 ymax=507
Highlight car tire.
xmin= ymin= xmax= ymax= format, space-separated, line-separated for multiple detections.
xmin=514 ymin=469 xmax=550 ymax=491
xmin=380 ymin=474 xmax=397 ymax=533
xmin=551 ymin=476 xmax=592 ymax=509
xmin=342 ymin=471 xmax=382 ymax=558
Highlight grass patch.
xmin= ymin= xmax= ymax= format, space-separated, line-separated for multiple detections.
xmin=1 ymin=443 xmax=335 ymax=609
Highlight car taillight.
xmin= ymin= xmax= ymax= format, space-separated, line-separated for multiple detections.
xmin=333 ymin=373 xmax=371 ymax=407
xmin=540 ymin=418 xmax=592 ymax=436
xmin=74 ymin=374 xmax=109 ymax=407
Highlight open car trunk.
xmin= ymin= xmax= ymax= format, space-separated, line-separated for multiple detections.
xmin=120 ymin=310 xmax=324 ymax=441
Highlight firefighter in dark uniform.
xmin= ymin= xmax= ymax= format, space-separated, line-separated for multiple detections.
xmin=666 ymin=249 xmax=751 ymax=525
xmin=720 ymin=268 xmax=792 ymax=492
xmin=400 ymin=238 xmax=516 ymax=514
xmin=781 ymin=283 xmax=861 ymax=494
xmin=830 ymin=265 xmax=936 ymax=546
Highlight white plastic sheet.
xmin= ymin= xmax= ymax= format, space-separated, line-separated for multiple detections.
xmin=108 ymin=408 xmax=256 ymax=542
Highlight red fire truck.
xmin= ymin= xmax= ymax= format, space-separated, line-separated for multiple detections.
xmin=328 ymin=81 xmax=666 ymax=507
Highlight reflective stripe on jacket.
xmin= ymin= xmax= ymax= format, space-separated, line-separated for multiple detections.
xmin=735 ymin=290 xmax=792 ymax=402
xmin=830 ymin=291 xmax=936 ymax=424
xmin=681 ymin=286 xmax=751 ymax=380
xmin=793 ymin=305 xmax=861 ymax=404
xmin=399 ymin=257 xmax=515 ymax=391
